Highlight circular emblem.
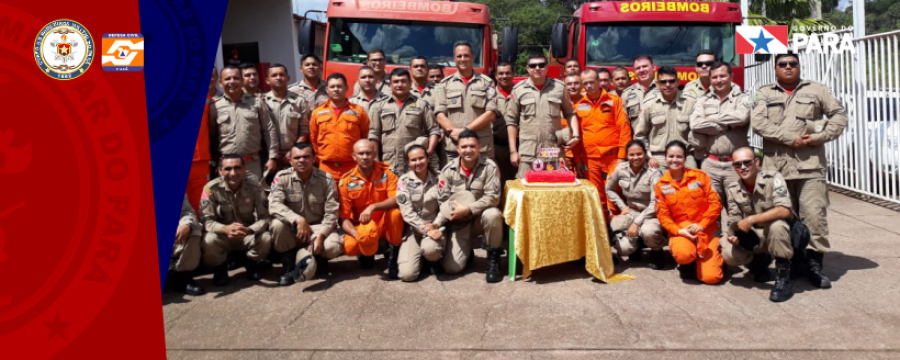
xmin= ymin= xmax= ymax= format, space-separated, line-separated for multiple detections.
xmin=33 ymin=19 xmax=94 ymax=80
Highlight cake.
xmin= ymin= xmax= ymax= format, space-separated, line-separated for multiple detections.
xmin=524 ymin=170 xmax=576 ymax=184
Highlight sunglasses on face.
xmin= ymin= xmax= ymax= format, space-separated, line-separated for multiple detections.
xmin=732 ymin=159 xmax=755 ymax=168
xmin=527 ymin=62 xmax=548 ymax=69
xmin=777 ymin=61 xmax=799 ymax=68
xmin=697 ymin=61 xmax=715 ymax=67
xmin=411 ymin=64 xmax=427 ymax=68
xmin=658 ymin=79 xmax=678 ymax=85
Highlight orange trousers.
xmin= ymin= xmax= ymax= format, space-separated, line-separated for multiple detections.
xmin=343 ymin=208 xmax=403 ymax=257
xmin=186 ymin=161 xmax=210 ymax=213
xmin=669 ymin=221 xmax=723 ymax=285
xmin=585 ymin=154 xmax=619 ymax=221
xmin=319 ymin=160 xmax=356 ymax=184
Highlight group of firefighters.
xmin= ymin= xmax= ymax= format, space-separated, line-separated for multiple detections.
xmin=168 ymin=40 xmax=847 ymax=304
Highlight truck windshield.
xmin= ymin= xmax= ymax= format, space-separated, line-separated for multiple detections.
xmin=584 ymin=23 xmax=739 ymax=67
xmin=327 ymin=18 xmax=484 ymax=67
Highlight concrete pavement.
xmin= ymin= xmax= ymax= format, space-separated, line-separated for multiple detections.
xmin=163 ymin=191 xmax=900 ymax=359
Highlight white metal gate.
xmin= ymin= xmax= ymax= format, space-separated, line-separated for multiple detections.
xmin=743 ymin=30 xmax=900 ymax=205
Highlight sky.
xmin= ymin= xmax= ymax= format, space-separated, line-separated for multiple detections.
xmin=293 ymin=0 xmax=329 ymax=20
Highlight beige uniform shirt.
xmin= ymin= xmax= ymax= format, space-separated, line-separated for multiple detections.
xmin=682 ymin=78 xmax=711 ymax=100
xmin=605 ymin=162 xmax=662 ymax=226
xmin=349 ymin=91 xmax=390 ymax=116
xmin=505 ymin=78 xmax=576 ymax=161
xmin=396 ymin=171 xmax=440 ymax=236
xmin=493 ymin=88 xmax=513 ymax=142
xmin=263 ymin=90 xmax=309 ymax=153
xmin=200 ymin=176 xmax=270 ymax=235
xmin=410 ymin=81 xmax=437 ymax=107
xmin=179 ymin=194 xmax=201 ymax=237
xmin=689 ymin=85 xmax=750 ymax=157
xmin=209 ymin=92 xmax=279 ymax=158
xmin=621 ymin=82 xmax=658 ymax=128
xmin=352 ymin=78 xmax=391 ymax=98
xmin=725 ymin=170 xmax=792 ymax=234
xmin=750 ymin=80 xmax=848 ymax=180
xmin=634 ymin=90 xmax=696 ymax=155
xmin=368 ymin=95 xmax=440 ymax=174
xmin=288 ymin=78 xmax=328 ymax=113
xmin=435 ymin=156 xmax=501 ymax=226
xmin=434 ymin=72 xmax=499 ymax=155
xmin=268 ymin=168 xmax=339 ymax=231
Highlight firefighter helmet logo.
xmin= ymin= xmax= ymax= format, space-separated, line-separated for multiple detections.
xmin=34 ymin=19 xmax=94 ymax=80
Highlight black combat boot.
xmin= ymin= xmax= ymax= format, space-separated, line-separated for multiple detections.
xmin=770 ymin=258 xmax=794 ymax=302
xmin=427 ymin=260 xmax=444 ymax=276
xmin=750 ymin=254 xmax=772 ymax=283
xmin=279 ymin=250 xmax=297 ymax=286
xmin=245 ymin=260 xmax=263 ymax=281
xmin=213 ymin=263 xmax=229 ymax=287
xmin=387 ymin=244 xmax=401 ymax=280
xmin=807 ymin=250 xmax=832 ymax=289
xmin=359 ymin=255 xmax=375 ymax=269
xmin=648 ymin=249 xmax=665 ymax=270
xmin=486 ymin=248 xmax=502 ymax=283
xmin=678 ymin=261 xmax=696 ymax=280
xmin=314 ymin=256 xmax=330 ymax=276
xmin=182 ymin=274 xmax=206 ymax=296
xmin=292 ymin=253 xmax=316 ymax=282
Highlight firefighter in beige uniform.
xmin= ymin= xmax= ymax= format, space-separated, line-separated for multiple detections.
xmin=634 ymin=67 xmax=697 ymax=171
xmin=201 ymin=155 xmax=272 ymax=286
xmin=689 ymin=62 xmax=750 ymax=227
xmin=750 ymin=53 xmax=847 ymax=289
xmin=288 ymin=54 xmax=329 ymax=112
xmin=369 ymin=68 xmax=441 ymax=175
xmin=434 ymin=131 xmax=503 ymax=283
xmin=605 ymin=142 xmax=666 ymax=268
xmin=620 ymin=55 xmax=658 ymax=129
xmin=505 ymin=54 xmax=579 ymax=178
xmin=722 ymin=147 xmax=795 ymax=302
xmin=210 ymin=66 xmax=280 ymax=181
xmin=170 ymin=194 xmax=205 ymax=295
xmin=263 ymin=65 xmax=309 ymax=167
xmin=349 ymin=66 xmax=390 ymax=115
xmin=434 ymin=41 xmax=498 ymax=164
xmin=269 ymin=143 xmax=341 ymax=286
xmin=395 ymin=145 xmax=444 ymax=281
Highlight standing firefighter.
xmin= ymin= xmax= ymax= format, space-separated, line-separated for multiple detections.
xmin=750 ymin=53 xmax=848 ymax=289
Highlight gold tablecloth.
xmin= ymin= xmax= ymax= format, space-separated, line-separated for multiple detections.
xmin=504 ymin=180 xmax=632 ymax=283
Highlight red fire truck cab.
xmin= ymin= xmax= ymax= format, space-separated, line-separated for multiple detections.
xmin=298 ymin=0 xmax=517 ymax=91
xmin=550 ymin=1 xmax=744 ymax=87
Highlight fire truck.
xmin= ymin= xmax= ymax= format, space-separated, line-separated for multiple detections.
xmin=549 ymin=1 xmax=744 ymax=87
xmin=297 ymin=0 xmax=518 ymax=90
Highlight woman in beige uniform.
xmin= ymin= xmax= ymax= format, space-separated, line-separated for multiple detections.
xmin=395 ymin=144 xmax=445 ymax=281
xmin=606 ymin=140 xmax=667 ymax=269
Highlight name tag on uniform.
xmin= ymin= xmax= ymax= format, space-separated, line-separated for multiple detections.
xmin=688 ymin=181 xmax=702 ymax=190
xmin=577 ymin=104 xmax=591 ymax=111
xmin=317 ymin=110 xmax=333 ymax=116
xmin=374 ymin=172 xmax=388 ymax=184
xmin=346 ymin=110 xmax=359 ymax=117
xmin=662 ymin=189 xmax=676 ymax=195
xmin=602 ymin=100 xmax=614 ymax=107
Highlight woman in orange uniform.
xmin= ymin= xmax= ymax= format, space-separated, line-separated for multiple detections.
xmin=654 ymin=140 xmax=723 ymax=284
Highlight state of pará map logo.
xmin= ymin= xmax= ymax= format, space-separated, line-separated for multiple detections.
xmin=735 ymin=25 xmax=789 ymax=55
xmin=34 ymin=19 xmax=94 ymax=80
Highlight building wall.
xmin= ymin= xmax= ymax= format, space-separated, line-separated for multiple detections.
xmin=221 ymin=0 xmax=298 ymax=82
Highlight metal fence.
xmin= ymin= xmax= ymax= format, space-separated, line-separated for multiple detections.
xmin=742 ymin=30 xmax=900 ymax=205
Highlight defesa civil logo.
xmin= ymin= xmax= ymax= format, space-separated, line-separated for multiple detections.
xmin=101 ymin=33 xmax=144 ymax=71
xmin=34 ymin=19 xmax=94 ymax=80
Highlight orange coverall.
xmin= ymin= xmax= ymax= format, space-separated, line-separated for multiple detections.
xmin=654 ymin=168 xmax=723 ymax=285
xmin=187 ymin=96 xmax=213 ymax=213
xmin=338 ymin=162 xmax=403 ymax=256
xmin=575 ymin=90 xmax=631 ymax=218
xmin=310 ymin=100 xmax=370 ymax=181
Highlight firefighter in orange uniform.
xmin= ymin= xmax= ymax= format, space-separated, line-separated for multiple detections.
xmin=339 ymin=140 xmax=405 ymax=275
xmin=187 ymin=67 xmax=218 ymax=212
xmin=575 ymin=69 xmax=631 ymax=218
xmin=309 ymin=73 xmax=370 ymax=182
xmin=654 ymin=140 xmax=723 ymax=285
